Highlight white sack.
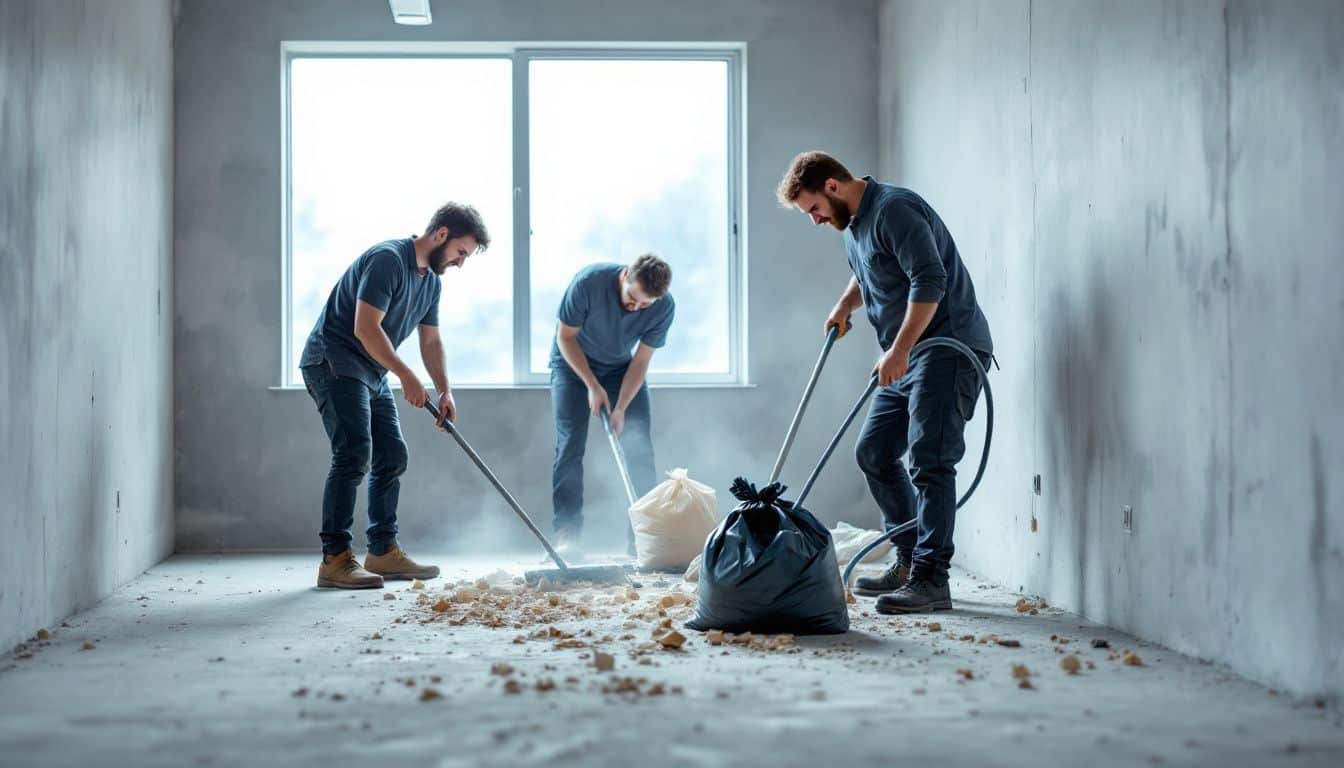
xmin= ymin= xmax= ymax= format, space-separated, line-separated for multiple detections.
xmin=830 ymin=521 xmax=893 ymax=565
xmin=628 ymin=468 xmax=718 ymax=571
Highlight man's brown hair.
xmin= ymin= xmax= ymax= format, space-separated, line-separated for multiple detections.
xmin=425 ymin=202 xmax=491 ymax=251
xmin=776 ymin=151 xmax=855 ymax=206
xmin=628 ymin=253 xmax=672 ymax=297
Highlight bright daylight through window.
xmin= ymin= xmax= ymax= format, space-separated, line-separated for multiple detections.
xmin=285 ymin=51 xmax=740 ymax=386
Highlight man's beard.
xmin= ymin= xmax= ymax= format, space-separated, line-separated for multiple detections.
xmin=428 ymin=243 xmax=452 ymax=275
xmin=825 ymin=192 xmax=852 ymax=230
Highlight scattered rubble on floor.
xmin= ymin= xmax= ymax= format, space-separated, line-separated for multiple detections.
xmin=419 ymin=687 xmax=442 ymax=702
xmin=996 ymin=639 xmax=1022 ymax=648
xmin=383 ymin=593 xmax=396 ymax=601
xmin=1122 ymin=651 xmax=1144 ymax=667
xmin=1015 ymin=597 xmax=1048 ymax=614
xmin=956 ymin=668 xmax=975 ymax=681
xmin=490 ymin=662 xmax=514 ymax=676
xmin=1060 ymin=655 xmax=1081 ymax=674
xmin=593 ymin=651 xmax=615 ymax=671
xmin=411 ymin=580 xmax=425 ymax=590
xmin=412 ymin=577 xmax=623 ymax=631
xmin=653 ymin=627 xmax=686 ymax=649
xmin=35 ymin=629 xmax=50 ymax=641
xmin=1091 ymin=638 xmax=1110 ymax=649
xmin=1012 ymin=664 xmax=1034 ymax=689
xmin=81 ymin=641 xmax=96 ymax=651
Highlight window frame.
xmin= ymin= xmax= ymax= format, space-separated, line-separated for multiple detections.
xmin=280 ymin=41 xmax=747 ymax=389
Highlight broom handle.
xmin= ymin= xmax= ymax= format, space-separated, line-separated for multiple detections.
xmin=793 ymin=373 xmax=879 ymax=509
xmin=601 ymin=409 xmax=640 ymax=506
xmin=768 ymin=326 xmax=840 ymax=484
xmin=423 ymin=401 xmax=569 ymax=570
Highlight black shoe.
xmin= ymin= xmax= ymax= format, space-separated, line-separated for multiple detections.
xmin=853 ymin=552 xmax=913 ymax=597
xmin=876 ymin=566 xmax=952 ymax=614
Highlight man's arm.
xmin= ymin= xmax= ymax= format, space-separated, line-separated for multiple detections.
xmin=874 ymin=209 xmax=947 ymax=386
xmin=556 ymin=322 xmax=610 ymax=416
xmin=825 ymin=276 xmax=863 ymax=338
xmin=877 ymin=300 xmax=938 ymax=386
xmin=609 ymin=343 xmax=656 ymax=436
xmin=418 ymin=324 xmax=455 ymax=425
xmin=354 ymin=299 xmax=428 ymax=407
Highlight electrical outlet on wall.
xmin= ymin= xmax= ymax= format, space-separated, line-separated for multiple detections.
xmin=1122 ymin=505 xmax=1133 ymax=533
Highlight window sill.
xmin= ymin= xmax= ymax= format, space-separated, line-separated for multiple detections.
xmin=269 ymin=382 xmax=756 ymax=392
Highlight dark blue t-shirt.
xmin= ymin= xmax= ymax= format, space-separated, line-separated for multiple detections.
xmin=300 ymin=238 xmax=440 ymax=389
xmin=548 ymin=263 xmax=675 ymax=374
xmin=843 ymin=178 xmax=993 ymax=356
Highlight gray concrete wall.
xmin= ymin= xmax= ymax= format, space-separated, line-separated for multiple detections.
xmin=173 ymin=1 xmax=880 ymax=554
xmin=0 ymin=0 xmax=175 ymax=650
xmin=879 ymin=0 xmax=1344 ymax=696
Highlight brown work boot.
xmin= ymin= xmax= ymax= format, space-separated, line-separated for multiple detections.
xmin=317 ymin=549 xmax=384 ymax=589
xmin=364 ymin=546 xmax=440 ymax=581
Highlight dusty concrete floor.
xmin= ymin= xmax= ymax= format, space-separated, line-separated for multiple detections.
xmin=1 ymin=553 xmax=1340 ymax=768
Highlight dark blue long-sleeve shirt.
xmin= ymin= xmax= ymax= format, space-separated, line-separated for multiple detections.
xmin=843 ymin=177 xmax=993 ymax=356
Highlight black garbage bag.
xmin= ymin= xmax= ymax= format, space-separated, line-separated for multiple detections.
xmin=685 ymin=478 xmax=849 ymax=635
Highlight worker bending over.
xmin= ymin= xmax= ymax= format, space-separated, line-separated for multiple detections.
xmin=778 ymin=152 xmax=993 ymax=614
xmin=299 ymin=202 xmax=490 ymax=589
xmin=550 ymin=255 xmax=675 ymax=555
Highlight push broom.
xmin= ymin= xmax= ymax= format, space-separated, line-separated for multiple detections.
xmin=423 ymin=401 xmax=633 ymax=586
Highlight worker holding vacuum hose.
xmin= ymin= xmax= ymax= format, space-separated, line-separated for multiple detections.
xmin=778 ymin=152 xmax=993 ymax=614
xmin=298 ymin=203 xmax=490 ymax=589
xmin=550 ymin=255 xmax=675 ymax=556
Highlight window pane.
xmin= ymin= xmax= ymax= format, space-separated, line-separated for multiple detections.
xmin=288 ymin=58 xmax=514 ymax=385
xmin=528 ymin=59 xmax=731 ymax=376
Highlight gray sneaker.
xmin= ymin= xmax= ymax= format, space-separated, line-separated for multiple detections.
xmin=853 ymin=554 xmax=913 ymax=597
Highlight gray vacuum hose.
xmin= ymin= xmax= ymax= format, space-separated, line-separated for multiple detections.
xmin=838 ymin=336 xmax=994 ymax=590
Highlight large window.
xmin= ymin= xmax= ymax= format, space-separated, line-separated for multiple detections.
xmin=283 ymin=45 xmax=743 ymax=387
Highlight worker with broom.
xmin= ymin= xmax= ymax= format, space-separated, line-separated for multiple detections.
xmin=299 ymin=202 xmax=490 ymax=589
xmin=550 ymin=254 xmax=675 ymax=556
xmin=777 ymin=152 xmax=993 ymax=614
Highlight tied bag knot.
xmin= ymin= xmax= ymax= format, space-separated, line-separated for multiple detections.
xmin=729 ymin=477 xmax=787 ymax=510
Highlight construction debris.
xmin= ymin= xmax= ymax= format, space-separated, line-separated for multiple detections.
xmin=1122 ymin=651 xmax=1144 ymax=667
xmin=593 ymin=651 xmax=615 ymax=671
xmin=926 ymin=622 xmax=943 ymax=632
xmin=413 ymin=578 xmax=616 ymax=631
xmin=411 ymin=580 xmax=425 ymax=590
xmin=1060 ymin=655 xmax=1081 ymax=674
xmin=35 ymin=629 xmax=50 ymax=641
xmin=490 ymin=662 xmax=514 ymax=676
xmin=957 ymin=668 xmax=975 ymax=681
xmin=1092 ymin=638 xmax=1110 ymax=649
xmin=383 ymin=592 xmax=396 ymax=601
xmin=419 ymin=687 xmax=442 ymax=702
xmin=1014 ymin=597 xmax=1049 ymax=614
xmin=996 ymin=639 xmax=1022 ymax=648
xmin=653 ymin=628 xmax=687 ymax=649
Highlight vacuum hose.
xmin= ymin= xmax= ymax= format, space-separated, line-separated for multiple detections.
xmin=838 ymin=336 xmax=994 ymax=590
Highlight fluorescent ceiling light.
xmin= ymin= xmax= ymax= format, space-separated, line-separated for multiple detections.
xmin=389 ymin=0 xmax=432 ymax=25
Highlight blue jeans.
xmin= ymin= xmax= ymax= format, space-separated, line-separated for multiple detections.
xmin=853 ymin=348 xmax=989 ymax=571
xmin=550 ymin=363 xmax=656 ymax=536
xmin=301 ymin=362 xmax=406 ymax=557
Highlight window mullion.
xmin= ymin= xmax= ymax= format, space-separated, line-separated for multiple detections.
xmin=511 ymin=53 xmax=532 ymax=385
